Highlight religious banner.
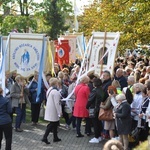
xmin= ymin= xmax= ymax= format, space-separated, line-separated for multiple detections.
xmin=0 ymin=36 xmax=6 ymax=95
xmin=8 ymin=33 xmax=47 ymax=77
xmin=87 ymin=32 xmax=120 ymax=76
xmin=59 ymin=35 xmax=77 ymax=63
xmin=54 ymin=39 xmax=70 ymax=69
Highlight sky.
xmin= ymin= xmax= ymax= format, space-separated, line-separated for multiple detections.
xmin=68 ymin=0 xmax=94 ymax=14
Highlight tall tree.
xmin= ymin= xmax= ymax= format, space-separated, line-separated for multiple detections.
xmin=39 ymin=0 xmax=72 ymax=40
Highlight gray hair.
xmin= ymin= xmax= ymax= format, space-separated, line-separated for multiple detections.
xmin=133 ymin=83 xmax=144 ymax=92
xmin=127 ymin=76 xmax=135 ymax=83
xmin=116 ymin=94 xmax=126 ymax=101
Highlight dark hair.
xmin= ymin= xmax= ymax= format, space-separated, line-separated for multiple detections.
xmin=142 ymin=87 xmax=147 ymax=95
xmin=88 ymin=74 xmax=95 ymax=80
xmin=93 ymin=78 xmax=102 ymax=87
xmin=0 ymin=87 xmax=3 ymax=95
xmin=46 ymin=73 xmax=52 ymax=77
xmin=125 ymin=88 xmax=133 ymax=104
xmin=103 ymin=70 xmax=111 ymax=77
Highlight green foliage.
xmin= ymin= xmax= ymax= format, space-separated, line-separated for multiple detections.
xmin=79 ymin=0 xmax=150 ymax=53
xmin=1 ymin=15 xmax=37 ymax=35
xmin=38 ymin=0 xmax=72 ymax=40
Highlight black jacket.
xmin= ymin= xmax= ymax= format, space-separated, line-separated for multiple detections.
xmin=86 ymin=87 xmax=104 ymax=113
xmin=102 ymin=78 xmax=112 ymax=102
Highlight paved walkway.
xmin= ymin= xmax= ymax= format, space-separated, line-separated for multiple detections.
xmin=1 ymin=123 xmax=106 ymax=150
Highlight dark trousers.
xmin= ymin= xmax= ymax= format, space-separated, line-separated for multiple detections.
xmin=85 ymin=118 xmax=92 ymax=134
xmin=62 ymin=104 xmax=69 ymax=124
xmin=15 ymin=104 xmax=26 ymax=129
xmin=67 ymin=115 xmax=76 ymax=128
xmin=76 ymin=117 xmax=82 ymax=135
xmin=76 ymin=117 xmax=91 ymax=135
xmin=0 ymin=123 xmax=12 ymax=150
xmin=43 ymin=121 xmax=59 ymax=140
xmin=31 ymin=103 xmax=41 ymax=123
xmin=91 ymin=112 xmax=103 ymax=138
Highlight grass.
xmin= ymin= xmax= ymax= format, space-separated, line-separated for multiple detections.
xmin=13 ymin=106 xmax=66 ymax=124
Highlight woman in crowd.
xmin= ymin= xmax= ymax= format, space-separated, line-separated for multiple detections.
xmin=138 ymin=87 xmax=149 ymax=143
xmin=66 ymin=77 xmax=77 ymax=129
xmin=10 ymin=75 xmax=29 ymax=131
xmin=86 ymin=78 xmax=104 ymax=143
xmin=73 ymin=75 xmax=90 ymax=137
xmin=114 ymin=94 xmax=131 ymax=150
xmin=29 ymin=73 xmax=45 ymax=125
xmin=57 ymin=73 xmax=69 ymax=128
xmin=42 ymin=78 xmax=62 ymax=144
xmin=0 ymin=87 xmax=12 ymax=150
xmin=131 ymin=83 xmax=144 ymax=128
xmin=100 ymin=86 xmax=117 ymax=140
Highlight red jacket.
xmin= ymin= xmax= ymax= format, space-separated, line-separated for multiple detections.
xmin=73 ymin=83 xmax=90 ymax=117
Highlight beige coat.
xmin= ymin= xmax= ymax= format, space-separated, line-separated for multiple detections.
xmin=44 ymin=87 xmax=62 ymax=122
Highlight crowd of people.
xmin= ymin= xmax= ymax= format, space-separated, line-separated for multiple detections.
xmin=0 ymin=53 xmax=150 ymax=150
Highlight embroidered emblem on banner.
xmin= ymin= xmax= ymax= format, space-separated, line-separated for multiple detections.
xmin=58 ymin=48 xmax=65 ymax=58
xmin=12 ymin=43 xmax=39 ymax=72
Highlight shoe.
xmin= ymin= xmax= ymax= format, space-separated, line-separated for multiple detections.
xmin=89 ymin=137 xmax=99 ymax=143
xmin=76 ymin=134 xmax=84 ymax=138
xmin=65 ymin=124 xmax=71 ymax=130
xmin=53 ymin=138 xmax=61 ymax=142
xmin=72 ymin=127 xmax=76 ymax=131
xmin=41 ymin=139 xmax=50 ymax=144
xmin=31 ymin=122 xmax=37 ymax=126
xmin=15 ymin=128 xmax=23 ymax=132
xmin=98 ymin=137 xmax=103 ymax=142
xmin=113 ymin=136 xmax=120 ymax=140
xmin=86 ymin=133 xmax=91 ymax=136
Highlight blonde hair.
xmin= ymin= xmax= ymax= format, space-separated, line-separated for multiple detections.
xmin=15 ymin=75 xmax=23 ymax=82
xmin=80 ymin=75 xmax=90 ymax=84
xmin=112 ymin=80 xmax=121 ymax=88
xmin=58 ymin=71 xmax=64 ymax=79
xmin=49 ymin=78 xmax=58 ymax=87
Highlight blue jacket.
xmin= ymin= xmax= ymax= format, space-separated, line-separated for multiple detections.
xmin=0 ymin=95 xmax=12 ymax=125
xmin=29 ymin=81 xmax=45 ymax=103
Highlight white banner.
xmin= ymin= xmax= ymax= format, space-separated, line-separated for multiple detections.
xmin=8 ymin=33 xmax=47 ymax=77
xmin=88 ymin=32 xmax=120 ymax=76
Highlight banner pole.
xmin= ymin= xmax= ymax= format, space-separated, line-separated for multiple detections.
xmin=100 ymin=27 xmax=107 ymax=76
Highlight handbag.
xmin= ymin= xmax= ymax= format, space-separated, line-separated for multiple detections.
xmin=98 ymin=107 xmax=113 ymax=121
xmin=89 ymin=108 xmax=95 ymax=118
xmin=128 ymin=127 xmax=140 ymax=142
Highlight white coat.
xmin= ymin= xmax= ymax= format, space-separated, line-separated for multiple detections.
xmin=44 ymin=87 xmax=62 ymax=122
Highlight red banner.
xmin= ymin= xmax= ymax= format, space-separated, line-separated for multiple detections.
xmin=54 ymin=40 xmax=70 ymax=69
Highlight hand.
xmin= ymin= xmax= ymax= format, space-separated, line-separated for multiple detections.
xmin=139 ymin=113 xmax=143 ymax=118
xmin=113 ymin=113 xmax=116 ymax=119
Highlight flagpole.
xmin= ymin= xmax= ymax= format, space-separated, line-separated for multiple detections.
xmin=100 ymin=25 xmax=107 ymax=76
xmin=74 ymin=0 xmax=79 ymax=32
